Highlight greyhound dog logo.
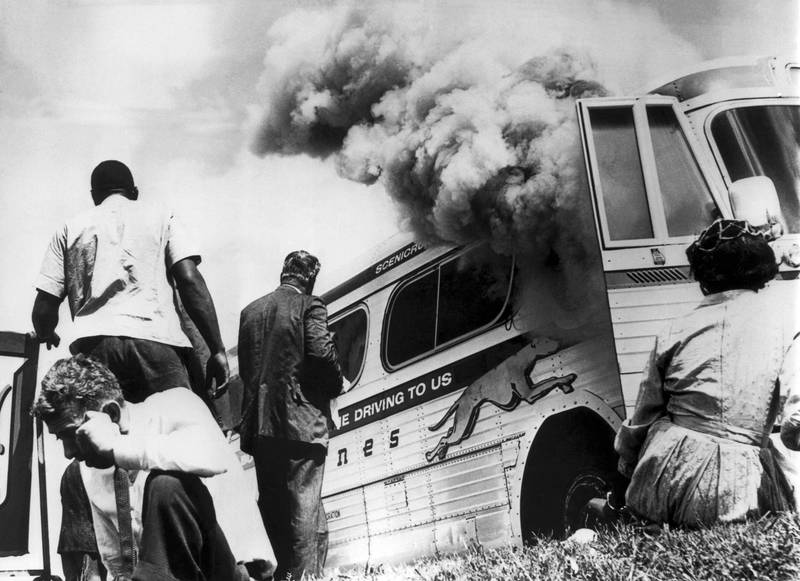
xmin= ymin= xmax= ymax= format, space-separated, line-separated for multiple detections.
xmin=425 ymin=338 xmax=577 ymax=462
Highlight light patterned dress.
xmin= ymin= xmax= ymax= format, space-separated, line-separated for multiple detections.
xmin=615 ymin=286 xmax=800 ymax=526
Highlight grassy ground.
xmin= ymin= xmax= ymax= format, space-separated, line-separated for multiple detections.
xmin=316 ymin=513 xmax=800 ymax=581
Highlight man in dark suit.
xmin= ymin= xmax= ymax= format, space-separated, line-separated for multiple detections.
xmin=238 ymin=250 xmax=343 ymax=581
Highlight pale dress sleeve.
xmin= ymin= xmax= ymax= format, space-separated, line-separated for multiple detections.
xmin=614 ymin=331 xmax=672 ymax=478
xmin=113 ymin=390 xmax=229 ymax=476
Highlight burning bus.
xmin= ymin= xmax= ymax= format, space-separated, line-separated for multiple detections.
xmin=311 ymin=55 xmax=800 ymax=569
xmin=0 ymin=55 xmax=798 ymax=578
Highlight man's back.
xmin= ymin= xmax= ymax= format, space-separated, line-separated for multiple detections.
xmin=37 ymin=194 xmax=193 ymax=347
xmin=237 ymin=251 xmax=341 ymax=581
xmin=238 ymin=284 xmax=342 ymax=451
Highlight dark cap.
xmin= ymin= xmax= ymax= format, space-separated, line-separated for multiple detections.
xmin=90 ymin=160 xmax=135 ymax=194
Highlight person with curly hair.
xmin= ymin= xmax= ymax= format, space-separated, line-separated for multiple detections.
xmin=33 ymin=354 xmax=273 ymax=581
xmin=614 ymin=219 xmax=799 ymax=526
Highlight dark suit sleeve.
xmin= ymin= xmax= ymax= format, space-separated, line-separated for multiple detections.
xmin=304 ymin=297 xmax=344 ymax=399
xmin=237 ymin=308 xmax=257 ymax=414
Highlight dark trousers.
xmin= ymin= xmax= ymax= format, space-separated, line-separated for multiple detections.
xmin=58 ymin=469 xmax=244 ymax=581
xmin=70 ymin=336 xmax=192 ymax=403
xmin=253 ymin=438 xmax=328 ymax=581
xmin=134 ymin=471 xmax=244 ymax=581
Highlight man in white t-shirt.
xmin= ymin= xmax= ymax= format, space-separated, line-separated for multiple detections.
xmin=31 ymin=160 xmax=232 ymax=578
xmin=32 ymin=159 xmax=229 ymax=401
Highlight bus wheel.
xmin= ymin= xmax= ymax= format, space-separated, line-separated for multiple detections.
xmin=521 ymin=458 xmax=615 ymax=541
xmin=519 ymin=409 xmax=618 ymax=542
xmin=561 ymin=468 xmax=612 ymax=534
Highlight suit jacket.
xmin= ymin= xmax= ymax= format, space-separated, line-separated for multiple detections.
xmin=237 ymin=284 xmax=343 ymax=454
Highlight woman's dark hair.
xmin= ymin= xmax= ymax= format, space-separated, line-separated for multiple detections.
xmin=686 ymin=219 xmax=778 ymax=294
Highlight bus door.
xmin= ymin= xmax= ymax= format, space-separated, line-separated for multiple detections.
xmin=577 ymin=96 xmax=724 ymax=413
xmin=0 ymin=332 xmax=55 ymax=579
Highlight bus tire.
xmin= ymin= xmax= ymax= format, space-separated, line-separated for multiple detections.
xmin=526 ymin=458 xmax=614 ymax=540
xmin=560 ymin=464 xmax=614 ymax=534
xmin=519 ymin=410 xmax=618 ymax=542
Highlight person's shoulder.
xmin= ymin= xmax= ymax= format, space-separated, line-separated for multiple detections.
xmin=140 ymin=387 xmax=207 ymax=414
xmin=308 ymin=294 xmax=328 ymax=308
xmin=129 ymin=197 xmax=173 ymax=222
xmin=241 ymin=290 xmax=278 ymax=314
xmin=62 ymin=202 xmax=99 ymax=231
xmin=757 ymin=283 xmax=800 ymax=339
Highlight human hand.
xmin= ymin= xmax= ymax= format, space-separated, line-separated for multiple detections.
xmin=206 ymin=351 xmax=230 ymax=399
xmin=33 ymin=330 xmax=61 ymax=350
xmin=76 ymin=411 xmax=121 ymax=468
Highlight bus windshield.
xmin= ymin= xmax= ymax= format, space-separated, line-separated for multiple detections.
xmin=710 ymin=104 xmax=800 ymax=232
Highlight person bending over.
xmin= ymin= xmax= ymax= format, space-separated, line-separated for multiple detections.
xmin=32 ymin=354 xmax=272 ymax=581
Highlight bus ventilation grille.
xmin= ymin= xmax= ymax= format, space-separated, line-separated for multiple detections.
xmin=626 ymin=268 xmax=689 ymax=285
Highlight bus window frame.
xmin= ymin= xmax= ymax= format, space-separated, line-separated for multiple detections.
xmin=703 ymin=98 xmax=800 ymax=195
xmin=579 ymin=96 xmax=722 ymax=249
xmin=381 ymin=246 xmax=515 ymax=372
xmin=329 ymin=303 xmax=370 ymax=390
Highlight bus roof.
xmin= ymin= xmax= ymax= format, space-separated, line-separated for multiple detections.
xmin=646 ymin=55 xmax=799 ymax=103
xmin=321 ymin=236 xmax=430 ymax=305
xmin=318 ymin=231 xmax=470 ymax=309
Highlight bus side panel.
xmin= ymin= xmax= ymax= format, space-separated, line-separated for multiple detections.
xmin=324 ymin=330 xmax=624 ymax=568
xmin=323 ymin=488 xmax=370 ymax=570
xmin=426 ymin=446 xmax=512 ymax=555
xmin=606 ymin=283 xmax=701 ymax=414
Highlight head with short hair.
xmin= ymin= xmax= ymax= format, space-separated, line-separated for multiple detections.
xmin=90 ymin=160 xmax=138 ymax=205
xmin=280 ymin=250 xmax=321 ymax=293
xmin=33 ymin=354 xmax=123 ymax=422
xmin=686 ymin=219 xmax=778 ymax=295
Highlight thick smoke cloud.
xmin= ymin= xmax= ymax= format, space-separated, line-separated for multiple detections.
xmin=250 ymin=2 xmax=699 ymax=332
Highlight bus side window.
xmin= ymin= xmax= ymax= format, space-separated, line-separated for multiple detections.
xmin=711 ymin=105 xmax=800 ymax=232
xmin=589 ymin=106 xmax=653 ymax=241
xmin=384 ymin=247 xmax=513 ymax=369
xmin=647 ymin=105 xmax=718 ymax=236
xmin=330 ymin=307 xmax=369 ymax=387
xmin=438 ymin=253 xmax=511 ymax=345
xmin=385 ymin=271 xmax=438 ymax=368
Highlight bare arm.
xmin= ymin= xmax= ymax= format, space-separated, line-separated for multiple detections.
xmin=31 ymin=290 xmax=62 ymax=349
xmin=171 ymin=258 xmax=229 ymax=392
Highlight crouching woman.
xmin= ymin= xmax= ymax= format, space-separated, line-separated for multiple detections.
xmin=615 ymin=219 xmax=798 ymax=526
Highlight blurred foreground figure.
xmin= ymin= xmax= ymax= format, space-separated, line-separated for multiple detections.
xmin=32 ymin=355 xmax=274 ymax=580
xmin=615 ymin=219 xmax=799 ymax=526
xmin=238 ymin=251 xmax=344 ymax=580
